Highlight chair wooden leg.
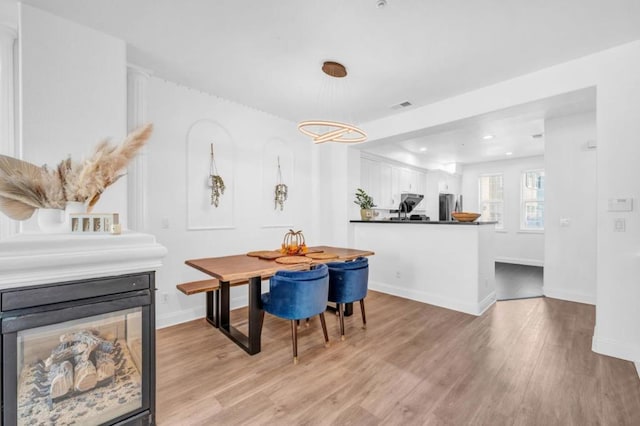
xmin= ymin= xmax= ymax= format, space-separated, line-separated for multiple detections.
xmin=291 ymin=320 xmax=298 ymax=364
xmin=319 ymin=313 xmax=330 ymax=347
xmin=305 ymin=318 xmax=310 ymax=327
xmin=338 ymin=303 xmax=345 ymax=341
xmin=360 ymin=299 xmax=367 ymax=329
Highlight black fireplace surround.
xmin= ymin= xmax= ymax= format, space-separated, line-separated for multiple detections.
xmin=0 ymin=272 xmax=156 ymax=425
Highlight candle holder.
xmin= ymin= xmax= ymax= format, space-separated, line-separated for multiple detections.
xmin=280 ymin=229 xmax=307 ymax=255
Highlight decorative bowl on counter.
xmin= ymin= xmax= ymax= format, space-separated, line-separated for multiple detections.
xmin=451 ymin=212 xmax=481 ymax=222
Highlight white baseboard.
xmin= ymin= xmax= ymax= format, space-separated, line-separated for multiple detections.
xmin=592 ymin=329 xmax=640 ymax=362
xmin=494 ymin=257 xmax=544 ymax=267
xmin=543 ymin=286 xmax=596 ymax=305
xmin=477 ymin=291 xmax=497 ymax=315
xmin=156 ymin=295 xmax=249 ymax=329
xmin=635 ymin=362 xmax=640 ymax=380
xmin=369 ymin=280 xmax=494 ymax=316
xmin=157 ymin=306 xmax=203 ymax=329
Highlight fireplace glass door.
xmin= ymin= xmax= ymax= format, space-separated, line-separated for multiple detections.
xmin=15 ymin=307 xmax=144 ymax=425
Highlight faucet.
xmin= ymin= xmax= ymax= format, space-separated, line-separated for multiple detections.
xmin=399 ymin=202 xmax=409 ymax=220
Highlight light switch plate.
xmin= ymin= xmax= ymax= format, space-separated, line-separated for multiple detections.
xmin=614 ymin=218 xmax=626 ymax=232
xmin=608 ymin=198 xmax=633 ymax=212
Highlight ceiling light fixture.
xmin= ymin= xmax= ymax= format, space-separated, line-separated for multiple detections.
xmin=505 ymin=152 xmax=513 ymax=156
xmin=376 ymin=0 xmax=388 ymax=8
xmin=419 ymin=147 xmax=428 ymax=152
xmin=482 ymin=134 xmax=494 ymax=140
xmin=297 ymin=61 xmax=367 ymax=144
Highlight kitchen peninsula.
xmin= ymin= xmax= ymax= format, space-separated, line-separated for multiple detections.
xmin=350 ymin=220 xmax=496 ymax=315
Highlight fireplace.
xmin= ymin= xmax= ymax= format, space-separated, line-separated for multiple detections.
xmin=0 ymin=232 xmax=166 ymax=426
xmin=2 ymin=272 xmax=155 ymax=425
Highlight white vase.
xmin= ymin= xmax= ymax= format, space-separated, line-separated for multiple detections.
xmin=65 ymin=201 xmax=86 ymax=215
xmin=37 ymin=202 xmax=86 ymax=233
xmin=37 ymin=208 xmax=66 ymax=233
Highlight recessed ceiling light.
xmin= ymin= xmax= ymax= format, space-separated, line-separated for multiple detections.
xmin=482 ymin=134 xmax=494 ymax=140
xmin=419 ymin=147 xmax=427 ymax=152
xmin=505 ymin=152 xmax=513 ymax=156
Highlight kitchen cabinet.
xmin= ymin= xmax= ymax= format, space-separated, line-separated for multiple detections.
xmin=360 ymin=156 xmax=428 ymax=210
xmin=416 ymin=170 xmax=427 ymax=196
xmin=431 ymin=170 xmax=461 ymax=195
xmin=360 ymin=158 xmax=380 ymax=207
xmin=379 ymin=163 xmax=393 ymax=208
xmin=361 ymin=159 xmax=393 ymax=209
xmin=424 ymin=170 xmax=461 ymax=219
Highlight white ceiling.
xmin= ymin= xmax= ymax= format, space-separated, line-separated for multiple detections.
xmin=360 ymin=88 xmax=596 ymax=169
xmin=14 ymin=0 xmax=640 ymax=165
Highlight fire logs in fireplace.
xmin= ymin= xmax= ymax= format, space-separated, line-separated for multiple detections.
xmin=18 ymin=332 xmax=142 ymax=424
xmin=37 ymin=329 xmax=121 ymax=403
xmin=17 ymin=326 xmax=142 ymax=425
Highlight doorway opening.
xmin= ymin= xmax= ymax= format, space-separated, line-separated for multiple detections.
xmin=495 ymin=262 xmax=543 ymax=301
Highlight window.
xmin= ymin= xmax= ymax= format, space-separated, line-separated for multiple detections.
xmin=479 ymin=174 xmax=504 ymax=228
xmin=521 ymin=169 xmax=545 ymax=230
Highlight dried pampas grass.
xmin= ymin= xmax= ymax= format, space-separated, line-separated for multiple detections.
xmin=0 ymin=123 xmax=153 ymax=220
xmin=74 ymin=123 xmax=153 ymax=210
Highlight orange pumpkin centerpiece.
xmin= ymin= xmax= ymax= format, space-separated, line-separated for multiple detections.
xmin=281 ymin=229 xmax=308 ymax=255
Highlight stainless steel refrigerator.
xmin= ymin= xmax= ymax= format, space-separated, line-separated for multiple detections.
xmin=439 ymin=193 xmax=455 ymax=221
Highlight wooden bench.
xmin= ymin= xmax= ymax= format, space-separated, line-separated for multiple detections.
xmin=177 ymin=279 xmax=220 ymax=295
xmin=176 ymin=278 xmax=249 ymax=327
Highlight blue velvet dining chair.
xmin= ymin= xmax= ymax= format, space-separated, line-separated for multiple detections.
xmin=261 ymin=263 xmax=330 ymax=364
xmin=326 ymin=257 xmax=369 ymax=341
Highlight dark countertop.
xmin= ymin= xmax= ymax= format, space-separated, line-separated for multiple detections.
xmin=350 ymin=220 xmax=497 ymax=225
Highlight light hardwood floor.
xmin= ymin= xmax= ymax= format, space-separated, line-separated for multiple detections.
xmin=156 ymin=292 xmax=640 ymax=425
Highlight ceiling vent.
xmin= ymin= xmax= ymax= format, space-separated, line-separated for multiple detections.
xmin=391 ymin=101 xmax=413 ymax=110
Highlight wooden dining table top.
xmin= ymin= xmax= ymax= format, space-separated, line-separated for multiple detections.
xmin=185 ymin=245 xmax=374 ymax=282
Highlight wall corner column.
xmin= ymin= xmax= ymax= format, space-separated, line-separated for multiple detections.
xmin=126 ymin=64 xmax=152 ymax=232
xmin=0 ymin=24 xmax=17 ymax=240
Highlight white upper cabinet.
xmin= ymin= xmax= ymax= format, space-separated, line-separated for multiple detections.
xmin=431 ymin=170 xmax=461 ymax=195
xmin=360 ymin=158 xmax=380 ymax=207
xmin=416 ymin=170 xmax=427 ymax=196
xmin=379 ymin=163 xmax=393 ymax=209
xmin=361 ymin=156 xmax=428 ymax=210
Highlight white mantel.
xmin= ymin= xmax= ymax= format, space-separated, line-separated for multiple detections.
xmin=0 ymin=232 xmax=167 ymax=289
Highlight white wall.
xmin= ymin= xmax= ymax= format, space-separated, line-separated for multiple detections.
xmin=356 ymin=40 xmax=640 ymax=363
xmin=15 ymin=4 xmax=319 ymax=329
xmin=461 ymin=156 xmax=545 ymax=266
xmin=314 ymin=142 xmax=350 ymax=246
xmin=19 ymin=4 xmax=127 ymax=226
xmin=593 ymin=45 xmax=640 ymax=362
xmin=145 ymin=77 xmax=313 ymax=327
xmin=544 ymin=112 xmax=597 ymax=304
xmin=13 ymin=4 xmax=640 ymax=363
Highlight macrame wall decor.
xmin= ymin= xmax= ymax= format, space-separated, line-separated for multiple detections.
xmin=274 ymin=156 xmax=288 ymax=211
xmin=208 ymin=143 xmax=225 ymax=207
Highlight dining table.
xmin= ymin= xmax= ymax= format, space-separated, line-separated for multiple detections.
xmin=184 ymin=245 xmax=374 ymax=355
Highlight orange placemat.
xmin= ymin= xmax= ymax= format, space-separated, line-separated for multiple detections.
xmin=305 ymin=252 xmax=338 ymax=260
xmin=275 ymin=256 xmax=313 ymax=264
xmin=247 ymin=250 xmax=282 ymax=260
xmin=273 ymin=248 xmax=324 ymax=255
